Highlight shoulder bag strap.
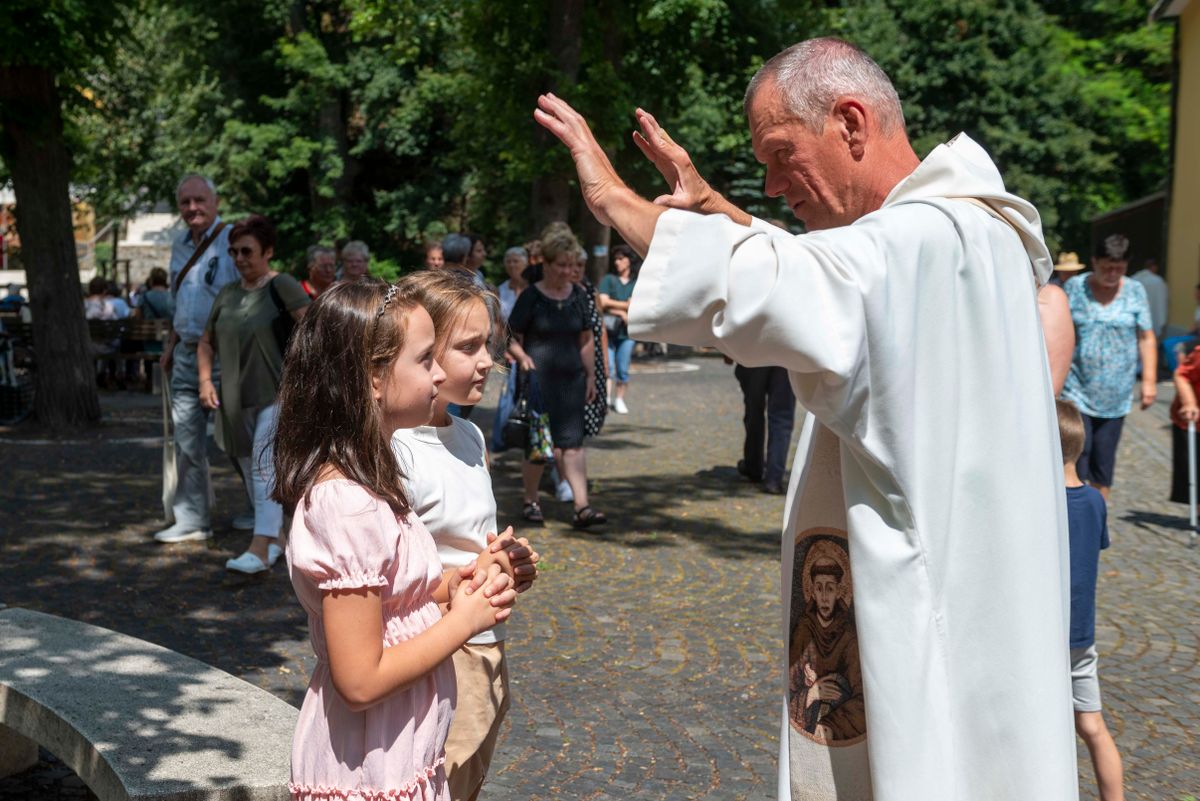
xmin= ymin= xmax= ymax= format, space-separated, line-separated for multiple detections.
xmin=267 ymin=275 xmax=287 ymax=314
xmin=173 ymin=221 xmax=227 ymax=293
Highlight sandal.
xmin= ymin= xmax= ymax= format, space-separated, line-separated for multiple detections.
xmin=523 ymin=502 xmax=545 ymax=524
xmin=572 ymin=505 xmax=607 ymax=529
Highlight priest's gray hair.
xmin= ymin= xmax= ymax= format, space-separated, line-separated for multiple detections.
xmin=175 ymin=173 xmax=218 ymax=198
xmin=744 ymin=38 xmax=905 ymax=136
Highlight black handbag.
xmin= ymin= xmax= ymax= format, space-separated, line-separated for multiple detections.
xmin=502 ymin=370 xmax=533 ymax=449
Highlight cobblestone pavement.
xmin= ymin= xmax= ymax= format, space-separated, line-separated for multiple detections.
xmin=1 ymin=355 xmax=1197 ymax=800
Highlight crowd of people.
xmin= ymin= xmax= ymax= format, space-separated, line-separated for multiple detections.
xmin=26 ymin=34 xmax=1195 ymax=801
xmin=150 ymin=171 xmax=652 ymax=578
xmin=139 ymin=171 xmax=637 ymax=799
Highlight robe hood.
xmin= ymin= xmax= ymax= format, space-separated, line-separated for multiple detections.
xmin=882 ymin=133 xmax=1054 ymax=286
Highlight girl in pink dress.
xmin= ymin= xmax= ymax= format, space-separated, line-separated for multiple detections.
xmin=271 ymin=280 xmax=517 ymax=801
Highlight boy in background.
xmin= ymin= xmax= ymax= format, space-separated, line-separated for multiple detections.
xmin=1057 ymin=399 xmax=1124 ymax=801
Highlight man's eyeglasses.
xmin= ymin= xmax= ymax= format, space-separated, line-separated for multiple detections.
xmin=228 ymin=246 xmax=256 ymax=258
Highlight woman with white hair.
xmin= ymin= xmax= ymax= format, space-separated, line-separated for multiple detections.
xmin=491 ymin=246 xmax=530 ymax=451
xmin=338 ymin=240 xmax=371 ymax=282
xmin=497 ymin=246 xmax=529 ymax=320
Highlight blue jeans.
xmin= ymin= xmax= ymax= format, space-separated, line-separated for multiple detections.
xmin=608 ymin=338 xmax=635 ymax=384
xmin=169 ymin=342 xmax=216 ymax=529
xmin=491 ymin=367 xmax=518 ymax=452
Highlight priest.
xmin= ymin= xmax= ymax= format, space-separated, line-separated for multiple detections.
xmin=534 ymin=37 xmax=1078 ymax=801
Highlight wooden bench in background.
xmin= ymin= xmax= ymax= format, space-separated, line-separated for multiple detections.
xmin=0 ymin=317 xmax=171 ymax=393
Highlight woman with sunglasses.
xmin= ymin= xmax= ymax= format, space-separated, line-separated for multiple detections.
xmin=197 ymin=215 xmax=311 ymax=573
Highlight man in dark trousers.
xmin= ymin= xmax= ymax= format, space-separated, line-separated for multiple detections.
xmin=735 ymin=363 xmax=795 ymax=494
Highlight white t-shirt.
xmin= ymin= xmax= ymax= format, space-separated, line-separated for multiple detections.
xmin=497 ymin=280 xmax=520 ymax=322
xmin=392 ymin=416 xmax=504 ymax=644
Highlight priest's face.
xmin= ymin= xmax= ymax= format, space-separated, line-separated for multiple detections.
xmin=748 ymin=82 xmax=860 ymax=231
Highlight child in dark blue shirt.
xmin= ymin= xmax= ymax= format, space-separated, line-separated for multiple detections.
xmin=1058 ymin=399 xmax=1124 ymax=801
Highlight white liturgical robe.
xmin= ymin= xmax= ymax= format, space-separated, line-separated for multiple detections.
xmin=628 ymin=134 xmax=1078 ymax=801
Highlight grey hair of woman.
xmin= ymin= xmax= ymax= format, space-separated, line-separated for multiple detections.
xmin=441 ymin=233 xmax=472 ymax=265
xmin=306 ymin=244 xmax=335 ymax=266
xmin=341 ymin=240 xmax=370 ymax=260
xmin=504 ymin=246 xmax=529 ymax=263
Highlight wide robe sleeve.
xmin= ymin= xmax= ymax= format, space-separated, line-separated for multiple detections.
xmin=628 ymin=209 xmax=871 ymax=387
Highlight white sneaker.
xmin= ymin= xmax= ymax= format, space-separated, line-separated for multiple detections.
xmin=225 ymin=551 xmax=269 ymax=574
xmin=154 ymin=523 xmax=213 ymax=544
xmin=556 ymin=479 xmax=575 ymax=502
xmin=613 ymin=397 xmax=629 ymax=414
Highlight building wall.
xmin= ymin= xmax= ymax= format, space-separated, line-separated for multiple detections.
xmin=1167 ymin=0 xmax=1200 ymax=329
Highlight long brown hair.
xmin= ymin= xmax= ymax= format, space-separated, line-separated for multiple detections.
xmin=272 ymin=280 xmax=421 ymax=515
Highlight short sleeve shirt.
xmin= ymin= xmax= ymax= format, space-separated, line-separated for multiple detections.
xmin=1061 ymin=275 xmax=1153 ymax=418
xmin=1171 ymin=346 xmax=1200 ymax=429
xmin=205 ymin=273 xmax=309 ymax=410
xmin=507 ymin=284 xmax=590 ymax=376
xmin=598 ymin=273 xmax=636 ymax=304
xmin=170 ymin=220 xmax=239 ymax=342
xmin=1066 ymin=484 xmax=1109 ymax=649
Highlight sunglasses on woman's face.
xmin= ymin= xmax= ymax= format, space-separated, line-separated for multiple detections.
xmin=228 ymin=246 xmax=257 ymax=258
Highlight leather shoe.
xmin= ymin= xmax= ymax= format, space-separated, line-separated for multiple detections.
xmin=737 ymin=459 xmax=762 ymax=483
xmin=762 ymin=480 xmax=785 ymax=495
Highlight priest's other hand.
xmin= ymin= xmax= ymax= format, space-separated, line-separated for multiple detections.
xmin=534 ymin=93 xmax=664 ymax=255
xmin=534 ymin=93 xmax=626 ymax=229
xmin=633 ymin=108 xmax=751 ymax=226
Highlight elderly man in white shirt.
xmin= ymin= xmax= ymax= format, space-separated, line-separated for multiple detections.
xmin=535 ymin=37 xmax=1078 ymax=801
xmin=1131 ymin=257 xmax=1168 ymax=340
xmin=154 ymin=174 xmax=241 ymax=544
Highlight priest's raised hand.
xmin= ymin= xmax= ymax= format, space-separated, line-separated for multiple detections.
xmin=533 ymin=93 xmax=666 ymax=255
xmin=631 ymin=108 xmax=751 ymax=226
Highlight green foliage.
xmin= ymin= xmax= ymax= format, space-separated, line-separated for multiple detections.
xmin=32 ymin=0 xmax=1172 ymax=268
xmin=820 ymin=0 xmax=1171 ymax=251
xmin=0 ymin=0 xmax=128 ymax=74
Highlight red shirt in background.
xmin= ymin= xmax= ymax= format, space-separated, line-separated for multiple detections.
xmin=1171 ymin=346 xmax=1200 ymax=429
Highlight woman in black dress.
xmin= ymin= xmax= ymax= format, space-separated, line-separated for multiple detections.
xmin=507 ymin=229 xmax=607 ymax=528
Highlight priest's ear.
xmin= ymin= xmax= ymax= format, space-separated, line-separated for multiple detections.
xmin=831 ymin=98 xmax=869 ymax=160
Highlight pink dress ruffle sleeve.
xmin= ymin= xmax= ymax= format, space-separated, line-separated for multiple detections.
xmin=287 ymin=480 xmax=455 ymax=801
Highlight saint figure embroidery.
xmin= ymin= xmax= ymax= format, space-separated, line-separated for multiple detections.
xmin=789 ymin=529 xmax=866 ymax=746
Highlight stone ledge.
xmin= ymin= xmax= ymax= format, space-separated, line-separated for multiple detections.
xmin=0 ymin=608 xmax=297 ymax=801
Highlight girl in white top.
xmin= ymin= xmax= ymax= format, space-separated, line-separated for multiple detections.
xmin=393 ymin=269 xmax=540 ymax=801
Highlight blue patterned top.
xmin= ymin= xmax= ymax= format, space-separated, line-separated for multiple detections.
xmin=1061 ymin=275 xmax=1152 ymax=418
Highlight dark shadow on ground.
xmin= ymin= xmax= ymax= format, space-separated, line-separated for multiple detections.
xmin=0 ymin=608 xmax=291 ymax=801
xmin=489 ymin=457 xmax=781 ymax=560
xmin=0 ymin=436 xmax=309 ymax=709
xmin=1119 ymin=509 xmax=1200 ymax=547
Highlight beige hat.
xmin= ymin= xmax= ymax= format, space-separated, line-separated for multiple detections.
xmin=1054 ymin=252 xmax=1084 ymax=272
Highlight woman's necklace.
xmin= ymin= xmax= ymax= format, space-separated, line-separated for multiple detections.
xmin=542 ymin=282 xmax=570 ymax=310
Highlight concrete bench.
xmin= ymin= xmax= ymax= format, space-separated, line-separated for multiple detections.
xmin=0 ymin=607 xmax=297 ymax=801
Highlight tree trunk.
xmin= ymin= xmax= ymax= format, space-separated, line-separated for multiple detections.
xmin=0 ymin=65 xmax=101 ymax=426
xmin=531 ymin=0 xmax=585 ymax=234
xmin=579 ymin=213 xmax=611 ymax=283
